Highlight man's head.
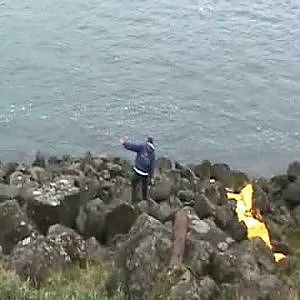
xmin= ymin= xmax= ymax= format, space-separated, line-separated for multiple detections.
xmin=147 ymin=137 xmax=154 ymax=144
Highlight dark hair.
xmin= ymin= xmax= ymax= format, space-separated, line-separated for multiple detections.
xmin=147 ymin=137 xmax=154 ymax=144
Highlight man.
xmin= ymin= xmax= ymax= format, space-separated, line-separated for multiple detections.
xmin=120 ymin=136 xmax=155 ymax=203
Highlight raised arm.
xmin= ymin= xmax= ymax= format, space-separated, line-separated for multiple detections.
xmin=121 ymin=138 xmax=143 ymax=153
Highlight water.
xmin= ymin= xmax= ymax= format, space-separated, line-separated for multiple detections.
xmin=0 ymin=0 xmax=299 ymax=176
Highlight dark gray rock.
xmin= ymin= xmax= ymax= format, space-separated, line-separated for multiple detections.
xmin=193 ymin=160 xmax=212 ymax=180
xmin=253 ymin=183 xmax=270 ymax=214
xmin=180 ymin=177 xmax=193 ymax=191
xmin=76 ymin=198 xmax=106 ymax=240
xmin=0 ymin=200 xmax=34 ymax=254
xmin=287 ymin=161 xmax=300 ymax=178
xmin=98 ymin=180 xmax=116 ymax=204
xmin=106 ymin=162 xmax=124 ymax=178
xmin=283 ymin=179 xmax=300 ymax=206
xmin=32 ymin=151 xmax=46 ymax=169
xmin=86 ymin=237 xmax=110 ymax=262
xmin=180 ymin=168 xmax=196 ymax=182
xmin=269 ymin=175 xmax=289 ymax=201
xmin=177 ymin=189 xmax=195 ymax=202
xmin=77 ymin=199 xmax=137 ymax=243
xmin=104 ymin=201 xmax=137 ymax=242
xmin=165 ymin=169 xmax=181 ymax=194
xmin=221 ymin=171 xmax=249 ymax=192
xmin=214 ymin=205 xmax=247 ymax=242
xmin=155 ymin=157 xmax=172 ymax=173
xmin=211 ymin=163 xmax=231 ymax=182
xmin=194 ymin=194 xmax=216 ymax=219
xmin=201 ymin=181 xmax=227 ymax=206
xmin=150 ymin=176 xmax=173 ymax=202
xmin=48 ymin=156 xmax=61 ymax=166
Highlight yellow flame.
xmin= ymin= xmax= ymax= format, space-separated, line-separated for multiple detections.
xmin=227 ymin=184 xmax=286 ymax=263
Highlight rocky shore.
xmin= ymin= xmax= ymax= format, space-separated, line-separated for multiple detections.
xmin=0 ymin=152 xmax=300 ymax=299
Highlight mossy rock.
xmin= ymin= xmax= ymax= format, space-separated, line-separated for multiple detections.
xmin=221 ymin=171 xmax=249 ymax=192
xmin=150 ymin=265 xmax=186 ymax=300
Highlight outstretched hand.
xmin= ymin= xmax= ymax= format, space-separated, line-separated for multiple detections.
xmin=120 ymin=137 xmax=126 ymax=145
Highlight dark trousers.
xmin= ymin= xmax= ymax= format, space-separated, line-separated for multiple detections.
xmin=131 ymin=170 xmax=149 ymax=202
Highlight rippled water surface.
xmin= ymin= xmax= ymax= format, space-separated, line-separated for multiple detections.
xmin=0 ymin=0 xmax=299 ymax=175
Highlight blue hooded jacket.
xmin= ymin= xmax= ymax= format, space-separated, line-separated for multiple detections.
xmin=123 ymin=141 xmax=156 ymax=177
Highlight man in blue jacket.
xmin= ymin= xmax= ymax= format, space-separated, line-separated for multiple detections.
xmin=120 ymin=136 xmax=156 ymax=203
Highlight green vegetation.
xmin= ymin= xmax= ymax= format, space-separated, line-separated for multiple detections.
xmin=0 ymin=262 xmax=124 ymax=300
xmin=283 ymin=230 xmax=300 ymax=298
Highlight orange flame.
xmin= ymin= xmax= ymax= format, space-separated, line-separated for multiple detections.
xmin=227 ymin=184 xmax=286 ymax=263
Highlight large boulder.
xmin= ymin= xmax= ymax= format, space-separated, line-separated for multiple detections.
xmin=27 ymin=177 xmax=81 ymax=233
xmin=283 ymin=179 xmax=300 ymax=206
xmin=218 ymin=276 xmax=296 ymax=300
xmin=137 ymin=198 xmax=180 ymax=223
xmin=177 ymin=189 xmax=195 ymax=203
xmin=221 ymin=171 xmax=249 ymax=192
xmin=98 ymin=180 xmax=117 ymax=204
xmin=30 ymin=167 xmax=50 ymax=185
xmin=155 ymin=157 xmax=172 ymax=173
xmin=211 ymin=163 xmax=231 ymax=182
xmin=0 ymin=200 xmax=34 ymax=254
xmin=268 ymin=175 xmax=290 ymax=201
xmin=287 ymin=161 xmax=300 ymax=178
xmin=193 ymin=160 xmax=212 ymax=180
xmin=76 ymin=199 xmax=137 ymax=243
xmin=86 ymin=237 xmax=110 ymax=262
xmin=186 ymin=209 xmax=232 ymax=249
xmin=1 ymin=162 xmax=19 ymax=183
xmin=47 ymin=224 xmax=87 ymax=263
xmin=103 ymin=201 xmax=137 ymax=242
xmin=0 ymin=183 xmax=20 ymax=202
xmin=9 ymin=234 xmax=71 ymax=285
xmin=211 ymin=238 xmax=277 ymax=284
xmin=253 ymin=183 xmax=270 ymax=214
xmin=200 ymin=181 xmax=227 ymax=206
xmin=150 ymin=176 xmax=173 ymax=202
xmin=76 ymin=198 xmax=106 ymax=240
xmin=9 ymin=171 xmax=30 ymax=186
xmin=180 ymin=168 xmax=196 ymax=182
xmin=194 ymin=194 xmax=216 ymax=219
xmin=214 ymin=205 xmax=247 ymax=242
xmin=151 ymin=266 xmax=219 ymax=300
xmin=108 ymin=214 xmax=172 ymax=300
xmin=184 ymin=239 xmax=215 ymax=278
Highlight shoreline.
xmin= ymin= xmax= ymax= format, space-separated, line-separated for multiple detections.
xmin=0 ymin=151 xmax=299 ymax=298
xmin=0 ymin=149 xmax=298 ymax=179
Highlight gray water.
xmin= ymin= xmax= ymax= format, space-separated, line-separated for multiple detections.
xmin=0 ymin=0 xmax=299 ymax=176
